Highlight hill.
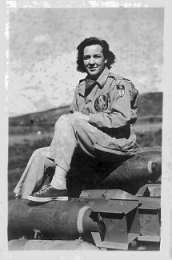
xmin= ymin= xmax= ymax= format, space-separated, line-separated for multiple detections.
xmin=9 ymin=92 xmax=163 ymax=126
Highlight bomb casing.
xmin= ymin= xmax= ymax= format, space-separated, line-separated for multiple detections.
xmin=8 ymin=199 xmax=104 ymax=240
xmin=99 ymin=148 xmax=161 ymax=188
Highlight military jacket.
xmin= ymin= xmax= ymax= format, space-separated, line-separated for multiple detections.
xmin=70 ymin=67 xmax=139 ymax=155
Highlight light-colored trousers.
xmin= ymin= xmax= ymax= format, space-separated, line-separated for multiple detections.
xmin=14 ymin=114 xmax=99 ymax=198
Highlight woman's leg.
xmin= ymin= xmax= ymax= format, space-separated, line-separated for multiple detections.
xmin=47 ymin=114 xmax=98 ymax=189
xmin=13 ymin=147 xmax=56 ymax=198
xmin=28 ymin=114 xmax=98 ymax=201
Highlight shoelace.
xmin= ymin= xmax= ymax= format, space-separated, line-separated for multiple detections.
xmin=34 ymin=185 xmax=51 ymax=195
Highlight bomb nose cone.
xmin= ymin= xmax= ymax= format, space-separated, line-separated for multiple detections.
xmin=148 ymin=160 xmax=161 ymax=182
xmin=151 ymin=161 xmax=161 ymax=174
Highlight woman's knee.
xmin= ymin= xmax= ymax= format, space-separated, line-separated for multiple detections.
xmin=31 ymin=147 xmax=49 ymax=158
xmin=54 ymin=114 xmax=77 ymax=129
xmin=55 ymin=114 xmax=68 ymax=126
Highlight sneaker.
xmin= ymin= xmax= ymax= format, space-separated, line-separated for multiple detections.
xmin=27 ymin=185 xmax=68 ymax=202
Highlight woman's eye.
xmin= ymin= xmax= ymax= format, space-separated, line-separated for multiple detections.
xmin=94 ymin=55 xmax=101 ymax=59
xmin=83 ymin=56 xmax=90 ymax=60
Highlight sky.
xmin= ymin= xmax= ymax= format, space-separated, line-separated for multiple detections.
xmin=7 ymin=7 xmax=164 ymax=116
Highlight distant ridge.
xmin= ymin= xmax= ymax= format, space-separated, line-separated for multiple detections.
xmin=9 ymin=92 xmax=163 ymax=126
xmin=9 ymin=105 xmax=70 ymax=120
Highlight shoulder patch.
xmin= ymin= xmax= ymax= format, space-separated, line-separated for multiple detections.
xmin=116 ymin=84 xmax=125 ymax=97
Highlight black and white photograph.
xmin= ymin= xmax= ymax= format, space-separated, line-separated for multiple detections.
xmin=2 ymin=0 xmax=172 ymax=259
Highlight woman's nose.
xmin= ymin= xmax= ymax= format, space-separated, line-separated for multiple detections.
xmin=89 ymin=57 xmax=95 ymax=64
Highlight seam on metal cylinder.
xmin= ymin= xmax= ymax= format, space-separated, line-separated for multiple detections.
xmin=147 ymin=160 xmax=153 ymax=174
xmin=77 ymin=206 xmax=90 ymax=234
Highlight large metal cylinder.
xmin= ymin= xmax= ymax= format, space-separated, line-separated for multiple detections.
xmin=8 ymin=199 xmax=104 ymax=240
xmin=100 ymin=148 xmax=161 ymax=188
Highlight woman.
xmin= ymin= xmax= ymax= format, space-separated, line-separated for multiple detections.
xmin=14 ymin=37 xmax=139 ymax=202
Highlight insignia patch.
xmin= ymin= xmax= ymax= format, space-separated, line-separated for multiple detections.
xmin=94 ymin=94 xmax=109 ymax=112
xmin=116 ymin=85 xmax=125 ymax=97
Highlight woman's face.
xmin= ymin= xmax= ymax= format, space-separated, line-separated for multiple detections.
xmin=83 ymin=44 xmax=107 ymax=79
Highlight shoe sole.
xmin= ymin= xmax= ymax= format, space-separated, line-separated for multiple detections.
xmin=27 ymin=195 xmax=68 ymax=202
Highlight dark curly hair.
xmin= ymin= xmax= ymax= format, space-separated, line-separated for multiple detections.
xmin=76 ymin=37 xmax=116 ymax=73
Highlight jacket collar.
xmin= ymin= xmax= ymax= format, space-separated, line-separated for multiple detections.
xmin=96 ymin=66 xmax=110 ymax=88
xmin=78 ymin=66 xmax=110 ymax=95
